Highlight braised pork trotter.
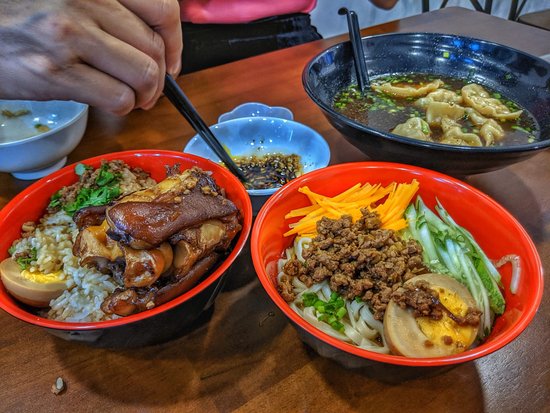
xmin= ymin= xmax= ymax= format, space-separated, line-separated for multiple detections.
xmin=105 ymin=167 xmax=239 ymax=249
xmin=72 ymin=167 xmax=242 ymax=316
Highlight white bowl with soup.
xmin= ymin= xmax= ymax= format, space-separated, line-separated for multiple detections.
xmin=0 ymin=100 xmax=88 ymax=180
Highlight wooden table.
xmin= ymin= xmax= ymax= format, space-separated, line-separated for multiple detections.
xmin=1 ymin=7 xmax=549 ymax=413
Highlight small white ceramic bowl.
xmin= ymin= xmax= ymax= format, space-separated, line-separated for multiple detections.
xmin=0 ymin=100 xmax=88 ymax=180
xmin=183 ymin=103 xmax=331 ymax=213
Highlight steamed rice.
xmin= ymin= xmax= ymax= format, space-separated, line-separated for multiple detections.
xmin=8 ymin=161 xmax=156 ymax=322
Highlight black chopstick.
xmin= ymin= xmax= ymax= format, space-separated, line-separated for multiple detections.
xmin=339 ymin=8 xmax=370 ymax=93
xmin=163 ymin=74 xmax=247 ymax=183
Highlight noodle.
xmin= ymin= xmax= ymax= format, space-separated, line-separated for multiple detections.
xmin=277 ymin=237 xmax=390 ymax=353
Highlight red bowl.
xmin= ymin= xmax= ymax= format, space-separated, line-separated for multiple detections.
xmin=0 ymin=150 xmax=253 ymax=347
xmin=251 ymin=162 xmax=543 ymax=368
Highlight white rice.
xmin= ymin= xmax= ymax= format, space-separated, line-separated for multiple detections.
xmin=10 ymin=210 xmax=119 ymax=322
xmin=8 ymin=162 xmax=156 ymax=322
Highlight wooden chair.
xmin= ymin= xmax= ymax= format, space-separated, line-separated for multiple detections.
xmin=421 ymin=0 xmax=535 ymax=22
xmin=517 ymin=8 xmax=550 ymax=31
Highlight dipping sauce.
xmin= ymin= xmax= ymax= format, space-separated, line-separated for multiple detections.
xmin=233 ymin=153 xmax=302 ymax=190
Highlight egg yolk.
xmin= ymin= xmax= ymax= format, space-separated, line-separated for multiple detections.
xmin=20 ymin=269 xmax=65 ymax=284
xmin=416 ymin=286 xmax=477 ymax=352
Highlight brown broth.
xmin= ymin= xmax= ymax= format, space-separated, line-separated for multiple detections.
xmin=334 ymin=74 xmax=538 ymax=146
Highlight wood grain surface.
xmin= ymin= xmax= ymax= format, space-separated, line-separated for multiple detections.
xmin=0 ymin=7 xmax=549 ymax=413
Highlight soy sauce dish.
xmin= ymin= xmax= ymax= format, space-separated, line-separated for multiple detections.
xmin=251 ymin=162 xmax=543 ymax=369
xmin=184 ymin=102 xmax=330 ymax=214
xmin=0 ymin=150 xmax=252 ymax=347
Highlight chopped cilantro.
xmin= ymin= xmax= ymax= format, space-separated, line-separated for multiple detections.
xmin=95 ymin=163 xmax=119 ymax=186
xmin=15 ymin=248 xmax=37 ymax=270
xmin=63 ymin=185 xmax=121 ymax=215
xmin=48 ymin=163 xmax=122 ymax=215
xmin=48 ymin=191 xmax=62 ymax=209
xmin=74 ymin=163 xmax=91 ymax=176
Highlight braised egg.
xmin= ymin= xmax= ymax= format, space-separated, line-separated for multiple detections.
xmin=0 ymin=257 xmax=68 ymax=307
xmin=384 ymin=273 xmax=480 ymax=358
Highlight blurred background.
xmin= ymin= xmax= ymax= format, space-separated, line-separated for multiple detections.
xmin=310 ymin=0 xmax=550 ymax=38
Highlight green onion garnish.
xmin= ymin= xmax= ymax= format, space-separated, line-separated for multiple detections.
xmin=301 ymin=292 xmax=347 ymax=332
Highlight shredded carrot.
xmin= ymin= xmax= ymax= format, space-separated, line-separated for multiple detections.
xmin=283 ymin=179 xmax=419 ymax=237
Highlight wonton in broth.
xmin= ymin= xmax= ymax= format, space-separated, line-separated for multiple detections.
xmin=334 ymin=74 xmax=538 ymax=147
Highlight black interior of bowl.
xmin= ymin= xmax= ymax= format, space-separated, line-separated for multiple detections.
xmin=304 ymin=32 xmax=550 ymax=149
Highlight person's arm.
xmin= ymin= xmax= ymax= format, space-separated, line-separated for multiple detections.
xmin=369 ymin=0 xmax=399 ymax=10
xmin=0 ymin=0 xmax=182 ymax=115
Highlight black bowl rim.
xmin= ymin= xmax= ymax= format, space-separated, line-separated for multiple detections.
xmin=302 ymin=32 xmax=550 ymax=154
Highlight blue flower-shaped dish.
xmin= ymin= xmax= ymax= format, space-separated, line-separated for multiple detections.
xmin=217 ymin=102 xmax=294 ymax=123
xmin=184 ymin=102 xmax=330 ymax=213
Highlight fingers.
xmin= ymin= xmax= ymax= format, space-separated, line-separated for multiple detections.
xmin=78 ymin=25 xmax=165 ymax=110
xmin=31 ymin=2 xmax=166 ymax=111
xmin=119 ymin=0 xmax=182 ymax=76
xmin=0 ymin=0 xmax=182 ymax=114
xmin=70 ymin=1 xmax=167 ymax=110
xmin=1 ymin=53 xmax=136 ymax=115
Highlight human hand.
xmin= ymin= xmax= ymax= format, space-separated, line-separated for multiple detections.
xmin=0 ymin=0 xmax=182 ymax=115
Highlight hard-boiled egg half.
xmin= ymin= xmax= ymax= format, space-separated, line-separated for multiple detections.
xmin=384 ymin=273 xmax=480 ymax=358
xmin=0 ymin=257 xmax=68 ymax=307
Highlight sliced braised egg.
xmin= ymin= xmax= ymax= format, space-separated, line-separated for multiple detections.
xmin=0 ymin=257 xmax=68 ymax=307
xmin=384 ymin=273 xmax=480 ymax=358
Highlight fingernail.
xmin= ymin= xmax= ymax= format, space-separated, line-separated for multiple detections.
xmin=169 ymin=62 xmax=182 ymax=77
xmin=141 ymin=99 xmax=157 ymax=111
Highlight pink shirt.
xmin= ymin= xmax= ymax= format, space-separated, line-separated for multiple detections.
xmin=180 ymin=0 xmax=317 ymax=24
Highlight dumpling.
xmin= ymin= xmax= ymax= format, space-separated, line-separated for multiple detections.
xmin=392 ymin=117 xmax=432 ymax=141
xmin=440 ymin=118 xmax=482 ymax=146
xmin=372 ymin=79 xmax=444 ymax=98
xmin=464 ymin=108 xmax=504 ymax=145
xmin=415 ymin=89 xmax=463 ymax=109
xmin=425 ymin=102 xmax=465 ymax=126
xmin=480 ymin=119 xmax=504 ymax=146
xmin=461 ymin=84 xmax=522 ymax=120
xmin=464 ymin=107 xmax=488 ymax=126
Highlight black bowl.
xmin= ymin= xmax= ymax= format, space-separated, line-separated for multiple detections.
xmin=303 ymin=32 xmax=550 ymax=176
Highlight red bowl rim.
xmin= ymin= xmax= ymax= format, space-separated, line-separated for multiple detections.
xmin=0 ymin=149 xmax=253 ymax=330
xmin=251 ymin=161 xmax=544 ymax=367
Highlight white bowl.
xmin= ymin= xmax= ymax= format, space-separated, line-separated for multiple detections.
xmin=0 ymin=100 xmax=88 ymax=180
xmin=183 ymin=103 xmax=330 ymax=213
